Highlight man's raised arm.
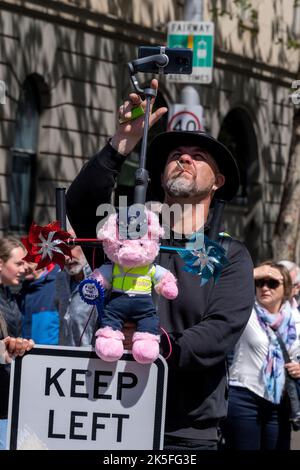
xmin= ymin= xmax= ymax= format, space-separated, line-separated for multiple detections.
xmin=66 ymin=79 xmax=166 ymax=267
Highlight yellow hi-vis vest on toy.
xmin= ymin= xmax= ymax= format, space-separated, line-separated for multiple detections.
xmin=112 ymin=264 xmax=156 ymax=295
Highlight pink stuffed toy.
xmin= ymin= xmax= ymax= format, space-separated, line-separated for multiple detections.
xmin=91 ymin=208 xmax=178 ymax=364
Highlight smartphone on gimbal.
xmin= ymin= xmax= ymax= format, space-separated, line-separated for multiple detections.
xmin=137 ymin=46 xmax=193 ymax=75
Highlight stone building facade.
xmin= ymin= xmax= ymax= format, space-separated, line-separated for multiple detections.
xmin=0 ymin=0 xmax=298 ymax=263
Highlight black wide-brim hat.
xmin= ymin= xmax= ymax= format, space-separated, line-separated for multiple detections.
xmin=146 ymin=131 xmax=240 ymax=202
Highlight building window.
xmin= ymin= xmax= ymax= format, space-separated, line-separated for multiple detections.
xmin=218 ymin=108 xmax=253 ymax=205
xmin=10 ymin=77 xmax=41 ymax=231
xmin=218 ymin=107 xmax=262 ymax=263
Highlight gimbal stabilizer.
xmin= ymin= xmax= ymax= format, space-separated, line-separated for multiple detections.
xmin=127 ymin=47 xmax=170 ymax=206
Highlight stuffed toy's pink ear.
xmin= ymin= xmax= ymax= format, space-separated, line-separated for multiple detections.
xmin=97 ymin=214 xmax=118 ymax=241
xmin=146 ymin=210 xmax=165 ymax=239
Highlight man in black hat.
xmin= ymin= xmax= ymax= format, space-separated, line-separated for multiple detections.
xmin=66 ymin=79 xmax=254 ymax=450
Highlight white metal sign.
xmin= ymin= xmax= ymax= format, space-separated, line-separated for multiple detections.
xmin=167 ymin=21 xmax=214 ymax=83
xmin=7 ymin=346 xmax=167 ymax=450
xmin=168 ymin=104 xmax=205 ymax=131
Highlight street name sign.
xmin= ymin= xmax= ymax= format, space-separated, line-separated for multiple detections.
xmin=7 ymin=345 xmax=168 ymax=450
xmin=167 ymin=21 xmax=214 ymax=83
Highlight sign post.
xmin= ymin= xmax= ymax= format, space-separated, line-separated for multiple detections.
xmin=167 ymin=21 xmax=214 ymax=83
xmin=7 ymin=346 xmax=168 ymax=450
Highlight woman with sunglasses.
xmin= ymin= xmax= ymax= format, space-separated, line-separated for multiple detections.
xmin=222 ymin=261 xmax=300 ymax=450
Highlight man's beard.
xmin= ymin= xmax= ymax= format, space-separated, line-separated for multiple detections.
xmin=165 ymin=175 xmax=204 ymax=198
xmin=64 ymin=262 xmax=84 ymax=276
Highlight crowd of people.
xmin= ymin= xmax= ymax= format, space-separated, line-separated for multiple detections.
xmin=1 ymin=78 xmax=300 ymax=450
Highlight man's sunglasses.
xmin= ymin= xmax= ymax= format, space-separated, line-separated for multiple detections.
xmin=255 ymin=278 xmax=282 ymax=289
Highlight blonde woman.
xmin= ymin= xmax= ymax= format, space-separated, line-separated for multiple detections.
xmin=223 ymin=262 xmax=300 ymax=450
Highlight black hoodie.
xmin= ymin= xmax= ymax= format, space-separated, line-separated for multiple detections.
xmin=66 ymin=143 xmax=254 ymax=441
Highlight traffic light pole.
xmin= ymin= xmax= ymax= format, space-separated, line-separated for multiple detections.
xmin=181 ymin=0 xmax=203 ymax=113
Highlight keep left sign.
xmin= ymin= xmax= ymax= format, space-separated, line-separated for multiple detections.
xmin=7 ymin=346 xmax=167 ymax=450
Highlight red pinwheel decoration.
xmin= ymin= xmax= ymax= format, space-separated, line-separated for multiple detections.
xmin=21 ymin=221 xmax=72 ymax=269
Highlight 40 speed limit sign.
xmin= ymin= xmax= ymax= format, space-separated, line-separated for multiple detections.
xmin=167 ymin=104 xmax=204 ymax=131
